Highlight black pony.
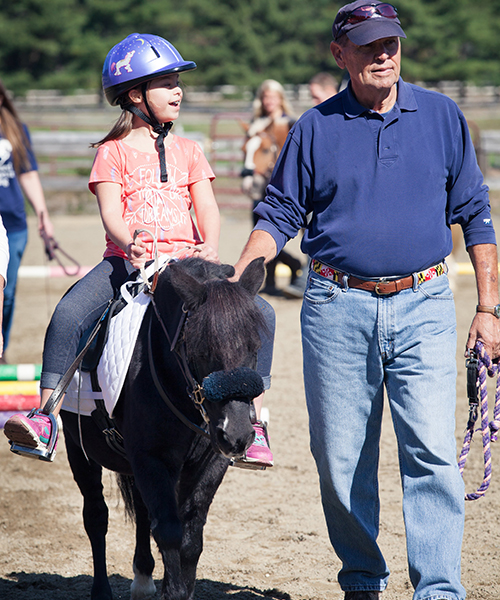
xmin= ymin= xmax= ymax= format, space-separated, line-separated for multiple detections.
xmin=61 ymin=256 xmax=266 ymax=600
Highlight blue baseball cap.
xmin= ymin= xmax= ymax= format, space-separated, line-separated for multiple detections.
xmin=332 ymin=1 xmax=406 ymax=45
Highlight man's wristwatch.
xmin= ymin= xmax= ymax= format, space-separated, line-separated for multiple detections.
xmin=476 ymin=304 xmax=500 ymax=318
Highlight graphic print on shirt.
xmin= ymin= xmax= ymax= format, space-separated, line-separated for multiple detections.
xmin=0 ymin=139 xmax=15 ymax=188
xmin=123 ymin=151 xmax=191 ymax=248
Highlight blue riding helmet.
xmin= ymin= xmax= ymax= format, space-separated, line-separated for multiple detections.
xmin=102 ymin=33 xmax=197 ymax=106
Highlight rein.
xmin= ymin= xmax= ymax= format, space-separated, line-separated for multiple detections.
xmin=458 ymin=341 xmax=500 ymax=500
xmin=146 ymin=297 xmax=210 ymax=438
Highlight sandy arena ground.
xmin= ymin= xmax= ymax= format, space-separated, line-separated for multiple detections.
xmin=0 ymin=209 xmax=499 ymax=600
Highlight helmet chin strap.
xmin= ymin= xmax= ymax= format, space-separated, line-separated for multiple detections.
xmin=125 ymin=83 xmax=172 ymax=182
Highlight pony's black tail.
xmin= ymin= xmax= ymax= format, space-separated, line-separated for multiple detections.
xmin=116 ymin=473 xmax=136 ymax=522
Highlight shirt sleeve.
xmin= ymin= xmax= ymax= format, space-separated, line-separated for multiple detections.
xmin=88 ymin=142 xmax=123 ymax=195
xmin=253 ymin=127 xmax=309 ymax=254
xmin=447 ymin=110 xmax=496 ymax=247
xmin=186 ymin=140 xmax=215 ymax=185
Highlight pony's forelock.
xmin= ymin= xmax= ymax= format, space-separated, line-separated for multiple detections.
xmin=185 ymin=280 xmax=265 ymax=370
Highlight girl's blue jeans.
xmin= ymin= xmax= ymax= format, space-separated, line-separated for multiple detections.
xmin=301 ymin=269 xmax=465 ymax=600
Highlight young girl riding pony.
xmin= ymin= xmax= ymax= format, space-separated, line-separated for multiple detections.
xmin=4 ymin=33 xmax=275 ymax=469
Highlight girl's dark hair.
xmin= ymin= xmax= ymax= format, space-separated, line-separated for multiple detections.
xmin=91 ymin=94 xmax=134 ymax=148
xmin=0 ymin=80 xmax=32 ymax=174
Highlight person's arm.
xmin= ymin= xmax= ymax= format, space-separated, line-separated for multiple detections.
xmin=18 ymin=170 xmax=54 ymax=238
xmin=190 ymin=178 xmax=220 ymax=263
xmin=94 ymin=181 xmax=147 ymax=268
xmin=233 ymin=229 xmax=277 ymax=280
xmin=465 ymin=243 xmax=500 ymax=359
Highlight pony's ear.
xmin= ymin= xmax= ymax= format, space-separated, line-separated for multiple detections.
xmin=168 ymin=264 xmax=207 ymax=310
xmin=238 ymin=257 xmax=265 ymax=297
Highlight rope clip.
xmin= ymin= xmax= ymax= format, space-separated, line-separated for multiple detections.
xmin=466 ymin=350 xmax=479 ymax=407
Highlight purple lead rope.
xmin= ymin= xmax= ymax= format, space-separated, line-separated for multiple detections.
xmin=458 ymin=341 xmax=500 ymax=501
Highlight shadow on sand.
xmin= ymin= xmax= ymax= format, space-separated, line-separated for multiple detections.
xmin=0 ymin=572 xmax=292 ymax=600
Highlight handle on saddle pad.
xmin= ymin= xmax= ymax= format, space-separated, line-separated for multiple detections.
xmin=133 ymin=229 xmax=159 ymax=292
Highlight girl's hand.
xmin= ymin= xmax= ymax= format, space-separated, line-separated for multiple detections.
xmin=126 ymin=238 xmax=148 ymax=269
xmin=191 ymin=243 xmax=220 ymax=263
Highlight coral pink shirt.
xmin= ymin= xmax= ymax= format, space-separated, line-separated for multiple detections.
xmin=89 ymin=135 xmax=215 ymax=260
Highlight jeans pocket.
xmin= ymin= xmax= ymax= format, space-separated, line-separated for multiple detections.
xmin=418 ymin=274 xmax=454 ymax=300
xmin=304 ymin=272 xmax=341 ymax=304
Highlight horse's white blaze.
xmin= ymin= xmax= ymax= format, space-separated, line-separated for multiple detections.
xmin=131 ymin=563 xmax=156 ymax=599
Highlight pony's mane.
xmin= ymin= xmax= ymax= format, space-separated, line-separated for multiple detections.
xmin=185 ymin=279 xmax=265 ymax=370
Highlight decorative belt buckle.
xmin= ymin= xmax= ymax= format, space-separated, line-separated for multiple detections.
xmin=374 ymin=279 xmax=390 ymax=295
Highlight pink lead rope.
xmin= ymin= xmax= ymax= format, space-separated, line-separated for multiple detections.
xmin=458 ymin=341 xmax=500 ymax=500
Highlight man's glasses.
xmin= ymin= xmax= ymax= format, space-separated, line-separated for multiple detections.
xmin=342 ymin=3 xmax=398 ymax=26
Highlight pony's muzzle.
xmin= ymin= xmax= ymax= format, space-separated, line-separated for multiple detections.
xmin=214 ymin=421 xmax=255 ymax=459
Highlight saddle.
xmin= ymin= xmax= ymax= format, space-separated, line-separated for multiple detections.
xmin=63 ymin=256 xmax=171 ymax=457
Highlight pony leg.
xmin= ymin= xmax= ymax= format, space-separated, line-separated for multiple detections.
xmin=129 ymin=481 xmax=156 ymax=599
xmin=128 ymin=455 xmax=187 ymax=600
xmin=178 ymin=446 xmax=229 ymax=599
xmin=63 ymin=425 xmax=112 ymax=600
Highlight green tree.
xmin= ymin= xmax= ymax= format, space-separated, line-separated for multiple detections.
xmin=0 ymin=0 xmax=500 ymax=95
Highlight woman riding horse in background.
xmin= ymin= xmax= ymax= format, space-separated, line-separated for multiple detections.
xmin=241 ymin=79 xmax=302 ymax=296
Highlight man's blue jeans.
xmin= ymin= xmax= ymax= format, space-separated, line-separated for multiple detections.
xmin=301 ymin=270 xmax=465 ymax=600
xmin=3 ymin=228 xmax=28 ymax=351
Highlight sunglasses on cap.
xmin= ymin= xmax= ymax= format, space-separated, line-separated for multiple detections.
xmin=340 ymin=3 xmax=398 ymax=27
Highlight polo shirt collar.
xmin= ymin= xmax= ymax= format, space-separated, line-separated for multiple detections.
xmin=343 ymin=77 xmax=418 ymax=118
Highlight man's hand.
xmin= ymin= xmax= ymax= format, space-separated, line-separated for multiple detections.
xmin=466 ymin=312 xmax=500 ymax=360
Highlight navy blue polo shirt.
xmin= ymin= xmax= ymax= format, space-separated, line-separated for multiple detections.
xmin=254 ymin=78 xmax=495 ymax=278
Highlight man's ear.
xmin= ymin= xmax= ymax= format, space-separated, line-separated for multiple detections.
xmin=128 ymin=87 xmax=143 ymax=105
xmin=331 ymin=41 xmax=346 ymax=69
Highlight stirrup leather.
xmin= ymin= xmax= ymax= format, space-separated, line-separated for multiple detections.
xmin=9 ymin=409 xmax=59 ymax=462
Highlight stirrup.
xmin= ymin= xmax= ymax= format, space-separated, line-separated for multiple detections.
xmin=9 ymin=409 xmax=59 ymax=462
xmin=229 ymin=458 xmax=267 ymax=471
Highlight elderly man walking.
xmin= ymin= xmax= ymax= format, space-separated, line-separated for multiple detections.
xmin=233 ymin=2 xmax=500 ymax=599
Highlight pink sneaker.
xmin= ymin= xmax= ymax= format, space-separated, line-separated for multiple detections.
xmin=4 ymin=411 xmax=57 ymax=455
xmin=241 ymin=421 xmax=273 ymax=468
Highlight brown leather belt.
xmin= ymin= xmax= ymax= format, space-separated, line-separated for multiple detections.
xmin=311 ymin=259 xmax=446 ymax=296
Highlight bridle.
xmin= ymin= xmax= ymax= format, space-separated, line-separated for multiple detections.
xmin=136 ymin=228 xmax=262 ymax=439
xmin=146 ymin=283 xmax=262 ymax=440
xmin=147 ymin=295 xmax=210 ymax=438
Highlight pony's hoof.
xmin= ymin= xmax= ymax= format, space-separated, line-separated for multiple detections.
xmin=131 ymin=573 xmax=156 ymax=599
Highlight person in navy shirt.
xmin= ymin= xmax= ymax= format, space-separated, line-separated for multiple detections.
xmin=232 ymin=2 xmax=500 ymax=600
xmin=0 ymin=80 xmax=53 ymax=359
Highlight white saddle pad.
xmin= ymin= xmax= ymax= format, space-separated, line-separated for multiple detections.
xmin=63 ymin=257 xmax=170 ymax=418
